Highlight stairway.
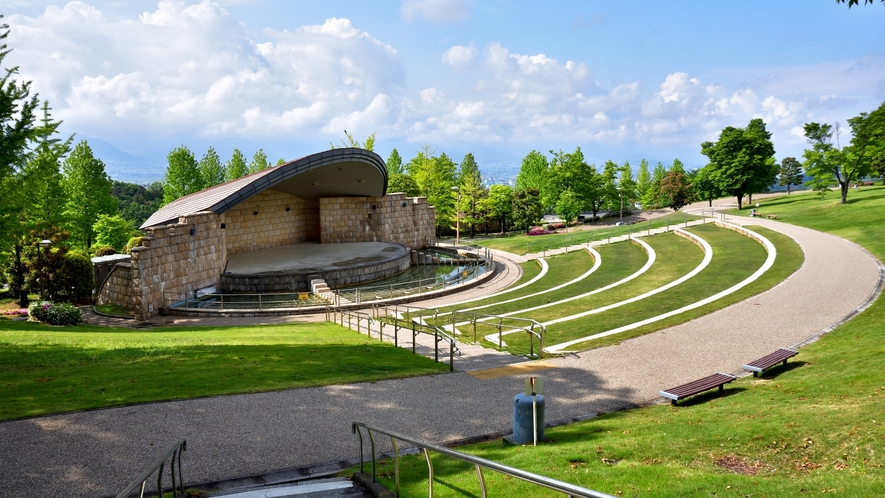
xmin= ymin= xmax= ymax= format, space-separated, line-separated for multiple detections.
xmin=208 ymin=476 xmax=369 ymax=498
xmin=310 ymin=276 xmax=350 ymax=305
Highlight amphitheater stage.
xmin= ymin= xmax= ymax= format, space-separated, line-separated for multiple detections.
xmin=220 ymin=241 xmax=412 ymax=292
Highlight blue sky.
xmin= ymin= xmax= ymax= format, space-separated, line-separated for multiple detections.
xmin=3 ymin=0 xmax=884 ymax=183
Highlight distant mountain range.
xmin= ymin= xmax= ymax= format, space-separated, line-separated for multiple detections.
xmin=78 ymin=136 xmax=166 ymax=184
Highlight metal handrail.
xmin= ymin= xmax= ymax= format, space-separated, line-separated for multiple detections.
xmin=383 ymin=304 xmax=545 ymax=358
xmin=115 ymin=439 xmax=187 ymax=498
xmin=352 ymin=422 xmax=615 ymax=498
xmin=331 ymin=308 xmax=459 ymax=372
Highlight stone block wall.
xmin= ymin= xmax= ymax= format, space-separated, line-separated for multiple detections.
xmin=319 ymin=193 xmax=435 ymax=249
xmin=127 ymin=211 xmax=226 ymax=320
xmin=224 ymin=189 xmax=319 ymax=255
xmin=97 ymin=263 xmax=134 ymax=309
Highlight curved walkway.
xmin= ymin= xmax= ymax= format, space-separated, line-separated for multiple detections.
xmin=0 ymin=216 xmax=881 ymax=498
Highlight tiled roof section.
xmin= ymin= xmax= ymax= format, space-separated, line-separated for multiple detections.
xmin=141 ymin=148 xmax=387 ymax=229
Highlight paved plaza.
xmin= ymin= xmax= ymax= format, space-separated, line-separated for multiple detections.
xmin=0 ymin=212 xmax=881 ymax=497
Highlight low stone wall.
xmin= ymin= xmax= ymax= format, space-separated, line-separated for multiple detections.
xmin=319 ymin=193 xmax=435 ymax=249
xmin=96 ymin=263 xmax=134 ymax=309
xmin=224 ymin=189 xmax=319 ymax=255
xmin=220 ymin=245 xmax=412 ymax=292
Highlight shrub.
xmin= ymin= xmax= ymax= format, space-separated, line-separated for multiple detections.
xmin=124 ymin=236 xmax=145 ymax=253
xmin=91 ymin=245 xmax=117 ymax=257
xmin=528 ymin=227 xmax=553 ymax=236
xmin=28 ymin=301 xmax=83 ymax=326
xmin=62 ymin=252 xmax=95 ymax=301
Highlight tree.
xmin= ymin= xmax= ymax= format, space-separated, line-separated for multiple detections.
xmin=248 ymin=148 xmax=270 ymax=174
xmin=554 ymin=189 xmax=582 ymax=231
xmin=618 ymin=161 xmax=638 ymax=212
xmin=636 ymin=159 xmax=651 ymax=206
xmin=545 ymin=147 xmax=594 ymax=213
xmin=515 ymin=150 xmax=548 ymax=192
xmin=641 ymin=162 xmax=667 ymax=209
xmin=93 ymin=214 xmax=138 ymax=251
xmin=0 ymin=17 xmax=40 ymax=306
xmin=387 ymin=148 xmax=404 ymax=176
xmin=22 ymin=101 xmax=72 ymax=230
xmin=162 ymin=145 xmax=202 ymax=204
xmin=387 ymin=173 xmax=420 ymax=196
xmin=406 ymin=145 xmax=456 ymax=232
xmin=690 ymin=166 xmax=721 ymax=207
xmin=512 ymin=188 xmax=543 ymax=234
xmin=330 ymin=130 xmax=375 ymax=151
xmin=112 ymin=180 xmax=163 ymax=227
xmin=199 ymin=147 xmax=225 ymax=187
xmin=63 ymin=140 xmax=116 ymax=248
xmin=778 ymin=157 xmax=803 ymax=194
xmin=659 ymin=170 xmax=695 ymax=211
xmin=802 ymin=102 xmax=885 ymax=204
xmin=701 ymin=118 xmax=778 ymax=210
xmin=225 ymin=149 xmax=248 ymax=180
xmin=457 ymin=153 xmax=485 ymax=238
xmin=479 ymin=184 xmax=513 ymax=234
xmin=837 ymin=0 xmax=884 ymax=7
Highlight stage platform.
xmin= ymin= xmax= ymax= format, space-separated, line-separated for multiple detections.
xmin=220 ymin=242 xmax=411 ymax=293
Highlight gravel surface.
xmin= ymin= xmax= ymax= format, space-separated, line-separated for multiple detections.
xmin=0 ymin=214 xmax=880 ymax=498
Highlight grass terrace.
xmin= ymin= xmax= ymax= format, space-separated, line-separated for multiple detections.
xmin=352 ymin=187 xmax=885 ymax=497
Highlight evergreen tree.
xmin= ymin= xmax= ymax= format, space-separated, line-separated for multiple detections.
xmin=23 ymin=101 xmax=72 ymax=229
xmin=636 ymin=159 xmax=651 ymax=205
xmin=198 ymin=146 xmax=225 ymax=187
xmin=778 ymin=157 xmax=804 ymax=194
xmin=162 ymin=145 xmax=202 ymax=204
xmin=457 ymin=153 xmax=485 ymax=238
xmin=387 ymin=148 xmax=404 ymax=176
xmin=479 ymin=184 xmax=513 ymax=233
xmin=225 ymin=149 xmax=248 ymax=180
xmin=512 ymin=188 xmax=543 ymax=234
xmin=515 ymin=150 xmax=548 ymax=192
xmin=248 ymin=148 xmax=270 ymax=174
xmin=63 ymin=141 xmax=116 ymax=248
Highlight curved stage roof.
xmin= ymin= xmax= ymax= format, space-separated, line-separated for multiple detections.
xmin=142 ymin=148 xmax=387 ymax=228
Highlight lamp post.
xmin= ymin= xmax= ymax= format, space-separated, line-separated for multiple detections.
xmin=39 ymin=239 xmax=52 ymax=301
xmin=450 ymin=186 xmax=461 ymax=246
xmin=617 ymin=188 xmax=624 ymax=222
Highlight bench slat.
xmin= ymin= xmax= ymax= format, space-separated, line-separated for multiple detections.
xmin=659 ymin=372 xmax=736 ymax=403
xmin=743 ymin=348 xmax=798 ymax=376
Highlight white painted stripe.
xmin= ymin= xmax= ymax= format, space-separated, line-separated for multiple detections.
xmin=440 ymin=257 xmax=550 ymax=307
xmin=545 ymin=223 xmax=777 ymax=353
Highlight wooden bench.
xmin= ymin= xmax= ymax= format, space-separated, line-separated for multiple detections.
xmin=742 ymin=348 xmax=798 ymax=377
xmin=765 ymin=214 xmax=778 ymax=219
xmin=659 ymin=372 xmax=737 ymax=406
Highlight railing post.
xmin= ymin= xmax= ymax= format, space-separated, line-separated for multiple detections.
xmin=423 ymin=447 xmax=434 ymax=498
xmin=434 ymin=330 xmax=439 ymax=362
xmin=449 ymin=339 xmax=454 ymax=372
xmin=498 ymin=318 xmax=503 ymax=348
xmin=475 ymin=464 xmax=487 ymax=498
xmin=473 ymin=315 xmax=477 ymax=343
xmin=412 ymin=323 xmax=416 ymax=354
xmin=258 ymin=293 xmax=262 ymax=310
xmin=391 ymin=436 xmax=401 ymax=498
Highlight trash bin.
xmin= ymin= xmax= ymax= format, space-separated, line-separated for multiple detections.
xmin=512 ymin=393 xmax=545 ymax=444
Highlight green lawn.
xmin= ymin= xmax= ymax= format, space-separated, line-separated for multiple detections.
xmin=357 ymin=187 xmax=885 ymax=496
xmin=0 ymin=321 xmax=449 ymax=420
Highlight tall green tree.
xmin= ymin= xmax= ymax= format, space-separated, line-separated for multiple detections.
xmin=92 ymin=214 xmax=138 ymax=251
xmin=512 ymin=188 xmax=543 ymax=234
xmin=162 ymin=145 xmax=202 ymax=204
xmin=690 ymin=166 xmax=721 ymax=207
xmin=63 ymin=140 xmax=116 ymax=248
xmin=112 ymin=180 xmax=163 ymax=227
xmin=225 ymin=149 xmax=248 ymax=180
xmin=554 ymin=189 xmax=582 ymax=231
xmin=641 ymin=162 xmax=667 ymax=209
xmin=457 ymin=153 xmax=485 ymax=238
xmin=0 ymin=18 xmax=41 ymax=306
xmin=387 ymin=148 xmax=404 ymax=176
xmin=22 ymin=101 xmax=72 ymax=229
xmin=479 ymin=184 xmax=513 ymax=234
xmin=618 ymin=161 xmax=638 ymax=212
xmin=407 ymin=145 xmax=457 ymax=232
xmin=199 ymin=146 xmax=225 ymax=187
xmin=515 ymin=150 xmax=549 ymax=193
xmin=387 ymin=173 xmax=420 ymax=196
xmin=545 ymin=148 xmax=594 ymax=213
xmin=778 ymin=157 xmax=804 ymax=194
xmin=248 ymin=148 xmax=270 ymax=174
xmin=636 ymin=159 xmax=651 ymax=206
xmin=701 ymin=118 xmax=778 ymax=210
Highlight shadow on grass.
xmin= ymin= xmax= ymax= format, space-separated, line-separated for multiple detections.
xmin=673 ymin=387 xmax=747 ymax=407
xmin=753 ymin=360 xmax=807 ymax=380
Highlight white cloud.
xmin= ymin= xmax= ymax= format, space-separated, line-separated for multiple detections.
xmin=442 ymin=45 xmax=476 ymax=68
xmin=401 ymin=0 xmax=473 ymax=24
xmin=6 ymin=3 xmax=402 ymax=141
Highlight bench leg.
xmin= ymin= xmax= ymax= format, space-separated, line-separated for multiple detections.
xmin=782 ymin=359 xmax=788 ymax=366
xmin=718 ymin=385 xmax=724 ymax=392
xmin=671 ymin=399 xmax=677 ymax=406
xmin=752 ymin=372 xmax=758 ymax=378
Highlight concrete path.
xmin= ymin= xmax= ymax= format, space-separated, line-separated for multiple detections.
xmin=0 ymin=214 xmax=881 ymax=498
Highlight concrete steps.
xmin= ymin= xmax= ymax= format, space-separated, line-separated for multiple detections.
xmin=310 ymin=275 xmax=349 ymax=305
xmin=209 ymin=476 xmax=369 ymax=498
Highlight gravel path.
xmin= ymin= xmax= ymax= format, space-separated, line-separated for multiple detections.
xmin=0 ymin=214 xmax=881 ymax=498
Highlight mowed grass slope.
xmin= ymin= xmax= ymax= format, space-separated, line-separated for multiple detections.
xmin=0 ymin=321 xmax=449 ymax=421
xmin=359 ymin=188 xmax=885 ymax=497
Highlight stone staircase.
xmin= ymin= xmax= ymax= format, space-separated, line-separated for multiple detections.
xmin=310 ymin=275 xmax=350 ymax=305
xmin=208 ymin=476 xmax=371 ymax=498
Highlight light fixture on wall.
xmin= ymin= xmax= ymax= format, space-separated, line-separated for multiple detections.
xmin=371 ymin=204 xmax=376 ymax=210
xmin=285 ymin=207 xmax=291 ymax=212
xmin=253 ymin=211 xmax=259 ymax=216
xmin=220 ymin=223 xmax=226 ymax=229
xmin=189 ymin=225 xmax=197 ymax=236
xmin=401 ymin=202 xmax=407 ymax=208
